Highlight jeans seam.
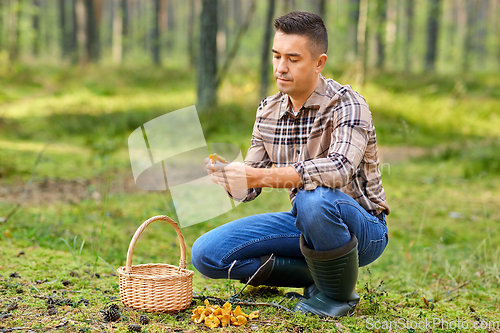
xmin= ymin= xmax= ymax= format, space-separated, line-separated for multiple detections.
xmin=221 ymin=234 xmax=300 ymax=263
xmin=332 ymin=199 xmax=382 ymax=225
xmin=359 ymin=237 xmax=386 ymax=258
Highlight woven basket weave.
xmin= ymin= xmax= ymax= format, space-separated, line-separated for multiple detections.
xmin=117 ymin=215 xmax=194 ymax=313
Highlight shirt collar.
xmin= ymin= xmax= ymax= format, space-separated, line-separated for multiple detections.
xmin=279 ymin=75 xmax=327 ymax=118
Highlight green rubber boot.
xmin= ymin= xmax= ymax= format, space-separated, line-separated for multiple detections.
xmin=241 ymin=255 xmax=315 ymax=289
xmin=293 ymin=234 xmax=360 ymax=317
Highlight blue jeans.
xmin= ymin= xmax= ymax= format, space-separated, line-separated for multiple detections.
xmin=191 ymin=187 xmax=388 ymax=280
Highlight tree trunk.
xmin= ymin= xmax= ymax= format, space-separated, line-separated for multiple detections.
xmin=139 ymin=1 xmax=147 ymax=52
xmin=375 ymin=0 xmax=387 ymax=69
xmin=457 ymin=0 xmax=467 ymax=71
xmin=217 ymin=0 xmax=256 ymax=86
xmin=446 ymin=0 xmax=457 ymax=65
xmin=259 ymin=0 xmax=275 ymax=99
xmin=217 ymin=0 xmax=226 ymax=61
xmin=15 ymin=0 xmax=23 ymax=61
xmin=0 ymin=1 xmax=3 ymax=51
xmin=463 ymin=0 xmax=475 ymax=72
xmin=475 ymin=0 xmax=488 ymax=69
xmin=160 ymin=0 xmax=167 ymax=51
xmin=283 ymin=0 xmax=295 ymax=13
xmin=187 ymin=0 xmax=196 ymax=68
xmin=112 ymin=0 xmax=122 ymax=64
xmin=152 ymin=0 xmax=160 ymax=65
xmin=197 ymin=0 xmax=218 ymax=111
xmin=225 ymin=0 xmax=233 ymax=54
xmin=425 ymin=0 xmax=441 ymax=71
xmin=58 ymin=0 xmax=68 ymax=58
xmin=233 ymin=0 xmax=242 ymax=24
xmin=42 ymin=0 xmax=48 ymax=51
xmin=488 ymin=0 xmax=498 ymax=70
xmin=317 ymin=0 xmax=327 ymax=19
xmin=84 ymin=0 xmax=99 ymax=62
xmin=75 ymin=0 xmax=87 ymax=65
xmin=321 ymin=0 xmax=327 ymax=19
xmin=356 ymin=0 xmax=368 ymax=86
xmin=70 ymin=0 xmax=78 ymax=64
xmin=104 ymin=0 xmax=113 ymax=49
xmin=9 ymin=0 xmax=21 ymax=62
xmin=404 ymin=0 xmax=414 ymax=72
xmin=385 ymin=0 xmax=397 ymax=70
xmin=347 ymin=0 xmax=360 ymax=62
xmin=166 ymin=0 xmax=175 ymax=51
xmin=32 ymin=0 xmax=40 ymax=56
xmin=496 ymin=0 xmax=500 ymax=70
xmin=0 ymin=1 xmax=4 ymax=51
xmin=121 ymin=0 xmax=128 ymax=59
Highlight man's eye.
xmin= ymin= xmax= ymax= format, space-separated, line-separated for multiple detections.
xmin=273 ymin=55 xmax=281 ymax=59
xmin=290 ymin=59 xmax=297 ymax=63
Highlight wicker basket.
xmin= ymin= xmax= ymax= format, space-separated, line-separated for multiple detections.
xmin=117 ymin=215 xmax=194 ymax=313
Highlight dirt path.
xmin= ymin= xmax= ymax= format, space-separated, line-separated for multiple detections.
xmin=0 ymin=173 xmax=146 ymax=207
xmin=0 ymin=147 xmax=429 ymax=207
xmin=378 ymin=146 xmax=429 ymax=163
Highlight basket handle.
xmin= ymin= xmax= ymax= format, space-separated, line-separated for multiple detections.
xmin=125 ymin=215 xmax=187 ymax=273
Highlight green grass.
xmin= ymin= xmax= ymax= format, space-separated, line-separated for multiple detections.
xmin=1 ymin=64 xmax=500 ymax=332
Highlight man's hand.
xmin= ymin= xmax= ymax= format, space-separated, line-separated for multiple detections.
xmin=204 ymin=157 xmax=250 ymax=199
xmin=204 ymin=156 xmax=303 ymax=193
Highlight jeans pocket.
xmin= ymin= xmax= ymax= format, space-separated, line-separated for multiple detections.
xmin=358 ymin=233 xmax=388 ymax=267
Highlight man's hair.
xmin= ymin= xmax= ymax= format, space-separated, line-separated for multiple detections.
xmin=274 ymin=11 xmax=328 ymax=56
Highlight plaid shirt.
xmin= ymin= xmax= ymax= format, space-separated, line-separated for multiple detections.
xmin=234 ymin=75 xmax=390 ymax=216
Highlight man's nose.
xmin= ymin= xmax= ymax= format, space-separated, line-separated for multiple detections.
xmin=277 ymin=58 xmax=288 ymax=73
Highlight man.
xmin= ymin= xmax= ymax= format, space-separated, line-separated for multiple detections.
xmin=192 ymin=11 xmax=390 ymax=318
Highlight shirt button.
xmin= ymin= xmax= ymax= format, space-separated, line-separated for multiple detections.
xmin=296 ymin=150 xmax=300 ymax=155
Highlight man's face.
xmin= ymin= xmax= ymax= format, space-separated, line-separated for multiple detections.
xmin=272 ymin=31 xmax=321 ymax=100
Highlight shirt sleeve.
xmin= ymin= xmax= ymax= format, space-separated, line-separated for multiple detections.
xmin=292 ymin=91 xmax=370 ymax=190
xmin=226 ymin=103 xmax=273 ymax=202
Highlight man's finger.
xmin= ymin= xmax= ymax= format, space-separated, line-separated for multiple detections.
xmin=210 ymin=173 xmax=229 ymax=186
xmin=211 ymin=161 xmax=229 ymax=172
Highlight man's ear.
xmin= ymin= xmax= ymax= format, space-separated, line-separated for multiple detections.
xmin=315 ymin=53 xmax=328 ymax=73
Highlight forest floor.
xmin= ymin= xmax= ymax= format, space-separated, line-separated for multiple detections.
xmin=1 ymin=65 xmax=500 ymax=332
